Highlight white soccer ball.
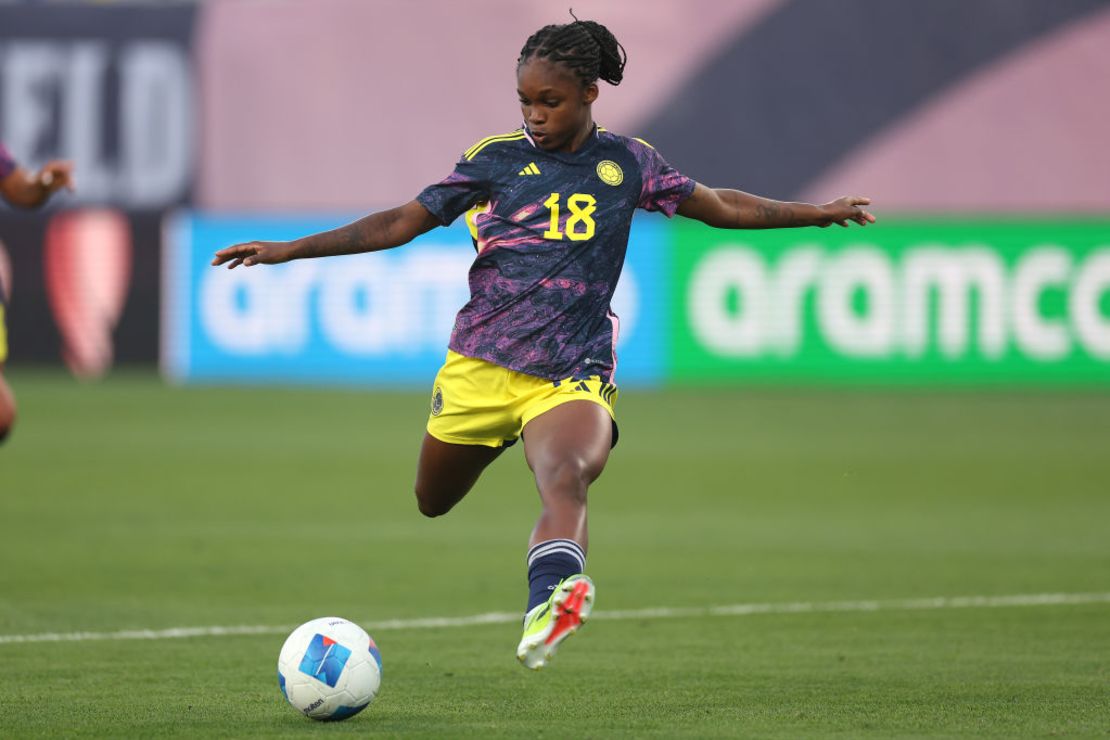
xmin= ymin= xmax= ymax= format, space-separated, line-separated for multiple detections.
xmin=277 ymin=616 xmax=382 ymax=721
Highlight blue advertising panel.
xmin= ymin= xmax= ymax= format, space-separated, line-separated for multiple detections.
xmin=613 ymin=213 xmax=667 ymax=385
xmin=161 ymin=211 xmax=667 ymax=387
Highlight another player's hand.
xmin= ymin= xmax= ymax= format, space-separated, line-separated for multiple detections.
xmin=817 ymin=196 xmax=875 ymax=228
xmin=36 ymin=160 xmax=76 ymax=195
xmin=211 ymin=241 xmax=293 ymax=269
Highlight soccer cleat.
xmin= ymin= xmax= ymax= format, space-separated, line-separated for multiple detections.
xmin=516 ymin=574 xmax=595 ymax=670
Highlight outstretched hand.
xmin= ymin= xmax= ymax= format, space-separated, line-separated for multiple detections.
xmin=37 ymin=160 xmax=76 ymax=195
xmin=211 ymin=241 xmax=292 ymax=269
xmin=818 ymin=196 xmax=875 ymax=228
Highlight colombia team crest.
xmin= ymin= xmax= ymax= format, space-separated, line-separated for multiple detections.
xmin=596 ymin=160 xmax=623 ymax=186
xmin=431 ymin=385 xmax=444 ymax=416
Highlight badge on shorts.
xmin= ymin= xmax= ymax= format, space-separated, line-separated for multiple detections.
xmin=431 ymin=385 xmax=444 ymax=416
xmin=596 ymin=160 xmax=623 ymax=186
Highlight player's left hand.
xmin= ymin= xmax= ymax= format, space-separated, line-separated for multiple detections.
xmin=36 ymin=161 xmax=76 ymax=195
xmin=817 ymin=196 xmax=875 ymax=228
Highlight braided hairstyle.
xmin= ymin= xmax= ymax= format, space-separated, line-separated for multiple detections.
xmin=517 ymin=14 xmax=627 ymax=88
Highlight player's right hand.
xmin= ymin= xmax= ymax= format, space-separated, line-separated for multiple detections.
xmin=211 ymin=241 xmax=292 ymax=269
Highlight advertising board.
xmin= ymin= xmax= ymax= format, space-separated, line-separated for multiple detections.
xmin=162 ymin=212 xmax=666 ymax=386
xmin=671 ymin=219 xmax=1110 ymax=384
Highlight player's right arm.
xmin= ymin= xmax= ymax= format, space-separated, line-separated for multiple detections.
xmin=0 ymin=160 xmax=75 ymax=209
xmin=211 ymin=199 xmax=440 ymax=269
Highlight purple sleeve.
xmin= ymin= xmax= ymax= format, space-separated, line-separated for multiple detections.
xmin=0 ymin=142 xmax=16 ymax=181
xmin=631 ymin=138 xmax=695 ymax=217
xmin=415 ymin=156 xmax=491 ymax=226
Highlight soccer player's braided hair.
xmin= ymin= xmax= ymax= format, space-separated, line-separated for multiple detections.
xmin=518 ymin=12 xmax=627 ymax=87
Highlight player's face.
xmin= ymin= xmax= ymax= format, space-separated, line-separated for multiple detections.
xmin=517 ymin=57 xmax=599 ymax=153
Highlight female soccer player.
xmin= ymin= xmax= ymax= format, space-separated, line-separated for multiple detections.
xmin=212 ymin=18 xmax=874 ymax=670
xmin=0 ymin=142 xmax=75 ymax=443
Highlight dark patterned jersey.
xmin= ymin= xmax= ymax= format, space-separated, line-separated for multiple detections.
xmin=417 ymin=126 xmax=694 ymax=382
xmin=0 ymin=142 xmax=15 ymax=181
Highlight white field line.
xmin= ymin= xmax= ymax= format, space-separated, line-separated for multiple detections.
xmin=1 ymin=591 xmax=1107 ymax=646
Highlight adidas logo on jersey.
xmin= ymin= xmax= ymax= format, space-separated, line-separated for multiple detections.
xmin=518 ymin=162 xmax=541 ymax=176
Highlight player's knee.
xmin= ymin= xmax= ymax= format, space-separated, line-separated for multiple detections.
xmin=416 ymin=497 xmax=447 ymax=518
xmin=413 ymin=485 xmax=452 ymax=518
xmin=0 ymin=409 xmax=13 ymax=445
xmin=537 ymin=456 xmax=597 ymax=504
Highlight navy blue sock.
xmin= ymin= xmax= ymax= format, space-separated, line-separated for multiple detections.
xmin=526 ymin=539 xmax=585 ymax=612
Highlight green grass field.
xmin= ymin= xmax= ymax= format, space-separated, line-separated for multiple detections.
xmin=1 ymin=371 xmax=1108 ymax=738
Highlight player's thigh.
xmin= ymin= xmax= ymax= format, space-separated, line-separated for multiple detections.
xmin=0 ymin=369 xmax=15 ymax=433
xmin=522 ymin=400 xmax=613 ymax=495
xmin=414 ymin=433 xmax=504 ymax=516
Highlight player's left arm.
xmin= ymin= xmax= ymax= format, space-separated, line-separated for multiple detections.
xmin=0 ymin=161 xmax=75 ymax=209
xmin=676 ymin=182 xmax=874 ymax=229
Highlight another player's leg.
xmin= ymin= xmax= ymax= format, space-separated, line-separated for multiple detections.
xmin=0 ymin=370 xmax=14 ymax=444
xmin=413 ymin=432 xmax=504 ymax=517
xmin=516 ymin=400 xmax=611 ymax=669
xmin=1 ymin=245 xmax=11 ymax=443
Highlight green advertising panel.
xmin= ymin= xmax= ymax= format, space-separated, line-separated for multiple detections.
xmin=668 ymin=218 xmax=1110 ymax=385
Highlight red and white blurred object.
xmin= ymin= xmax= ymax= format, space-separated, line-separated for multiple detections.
xmin=44 ymin=210 xmax=132 ymax=379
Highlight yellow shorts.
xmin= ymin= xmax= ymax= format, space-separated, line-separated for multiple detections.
xmin=426 ymin=350 xmax=619 ymax=448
